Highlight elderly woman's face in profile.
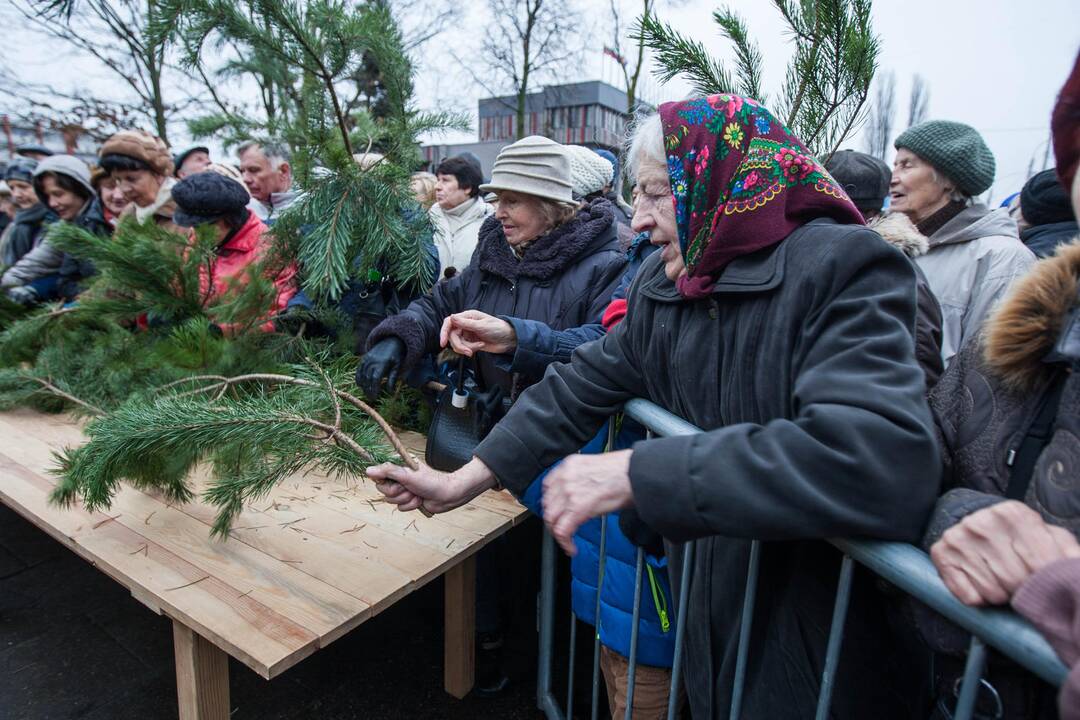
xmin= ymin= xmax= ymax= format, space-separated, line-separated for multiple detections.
xmin=632 ymin=160 xmax=684 ymax=281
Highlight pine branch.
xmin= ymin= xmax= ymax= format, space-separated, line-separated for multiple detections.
xmin=634 ymin=13 xmax=735 ymax=96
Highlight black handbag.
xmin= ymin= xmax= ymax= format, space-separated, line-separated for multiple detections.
xmin=425 ymin=360 xmax=505 ymax=472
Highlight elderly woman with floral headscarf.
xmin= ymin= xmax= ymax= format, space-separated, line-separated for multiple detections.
xmin=368 ymin=94 xmax=941 ymax=718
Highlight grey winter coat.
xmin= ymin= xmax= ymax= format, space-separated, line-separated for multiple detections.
xmin=367 ymin=198 xmax=626 ymax=395
xmin=475 ymin=219 xmax=941 ymax=719
xmin=915 ymin=204 xmax=1034 ymax=366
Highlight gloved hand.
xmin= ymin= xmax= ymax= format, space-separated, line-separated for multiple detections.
xmin=6 ymin=285 xmax=38 ymax=307
xmin=356 ymin=337 xmax=405 ymax=400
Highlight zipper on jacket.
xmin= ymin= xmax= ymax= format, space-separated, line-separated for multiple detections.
xmin=646 ymin=565 xmax=671 ymax=632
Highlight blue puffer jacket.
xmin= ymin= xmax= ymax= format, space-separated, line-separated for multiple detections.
xmin=520 ymin=427 xmax=675 ymax=669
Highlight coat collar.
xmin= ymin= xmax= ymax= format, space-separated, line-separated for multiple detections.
xmin=216 ymin=210 xmax=264 ymax=255
xmin=635 ymin=220 xmax=854 ymax=303
xmin=475 ymin=197 xmax=616 ymax=282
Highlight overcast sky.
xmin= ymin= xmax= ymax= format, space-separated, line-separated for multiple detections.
xmin=415 ymin=0 xmax=1079 ymax=203
xmin=6 ymin=0 xmax=1079 ymax=202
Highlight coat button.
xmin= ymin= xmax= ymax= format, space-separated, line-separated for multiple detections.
xmin=708 ymin=300 xmax=719 ymax=320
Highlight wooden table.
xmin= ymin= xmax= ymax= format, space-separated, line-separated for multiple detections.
xmin=0 ymin=408 xmax=528 ymax=719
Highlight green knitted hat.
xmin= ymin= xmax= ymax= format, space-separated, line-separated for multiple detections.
xmin=894 ymin=120 xmax=996 ymax=196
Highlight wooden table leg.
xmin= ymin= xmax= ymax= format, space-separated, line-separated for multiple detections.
xmin=444 ymin=554 xmax=476 ymax=699
xmin=173 ymin=620 xmax=231 ymax=720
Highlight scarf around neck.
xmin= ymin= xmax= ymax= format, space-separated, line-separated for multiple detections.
xmin=660 ymin=95 xmax=864 ymax=298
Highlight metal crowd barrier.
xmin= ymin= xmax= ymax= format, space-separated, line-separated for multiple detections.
xmin=535 ymin=399 xmax=1067 ymax=720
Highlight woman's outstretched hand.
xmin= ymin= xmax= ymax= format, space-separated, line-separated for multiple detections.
xmin=543 ymin=450 xmax=635 ymax=556
xmin=366 ymin=457 xmax=498 ymax=514
xmin=439 ymin=310 xmax=517 ymax=357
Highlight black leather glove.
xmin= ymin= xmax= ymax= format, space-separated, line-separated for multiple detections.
xmin=356 ymin=337 xmax=405 ymax=400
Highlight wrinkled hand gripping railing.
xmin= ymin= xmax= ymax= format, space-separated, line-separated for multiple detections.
xmin=535 ymin=399 xmax=1067 ymax=720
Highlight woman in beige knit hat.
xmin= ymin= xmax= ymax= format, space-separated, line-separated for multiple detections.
xmin=358 ymin=135 xmax=626 ymax=694
xmin=98 ymin=129 xmax=181 ymax=233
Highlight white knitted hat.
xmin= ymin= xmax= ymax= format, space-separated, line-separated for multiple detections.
xmin=565 ymin=145 xmax=614 ymax=198
xmin=479 ymin=136 xmax=573 ymax=203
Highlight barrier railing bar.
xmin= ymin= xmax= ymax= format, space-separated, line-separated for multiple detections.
xmin=831 ymin=539 xmax=1066 ymax=686
xmin=567 ymin=612 xmax=577 ymax=719
xmin=729 ymin=539 xmax=762 ymax=720
xmin=591 ymin=514 xmax=609 ymax=720
xmin=666 ymin=541 xmax=694 ymax=720
xmin=814 ymin=554 xmax=855 ymax=720
xmin=623 ymin=547 xmax=646 ymax=720
xmin=953 ymin=636 xmax=988 ymax=720
xmin=538 ymin=530 xmax=559 ymax=714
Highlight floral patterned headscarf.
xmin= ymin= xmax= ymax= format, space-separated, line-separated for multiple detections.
xmin=660 ymin=94 xmax=864 ymax=298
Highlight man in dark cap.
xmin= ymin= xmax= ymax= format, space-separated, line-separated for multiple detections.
xmin=173 ymin=145 xmax=212 ymax=180
xmin=15 ymin=144 xmax=54 ymax=162
xmin=825 ymin=149 xmax=891 ymax=221
xmin=1017 ymin=168 xmax=1077 ymax=257
xmin=171 ymin=172 xmax=297 ymax=333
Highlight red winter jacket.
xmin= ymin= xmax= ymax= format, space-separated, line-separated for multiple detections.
xmin=200 ymin=210 xmax=297 ymax=334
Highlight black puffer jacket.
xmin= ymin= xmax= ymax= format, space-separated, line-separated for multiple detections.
xmin=56 ymin=198 xmax=110 ymax=301
xmin=367 ymin=198 xmax=626 ymax=395
xmin=475 ymin=219 xmax=940 ymax=719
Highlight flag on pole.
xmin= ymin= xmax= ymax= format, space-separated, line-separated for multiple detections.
xmin=603 ymin=45 xmax=627 ymax=67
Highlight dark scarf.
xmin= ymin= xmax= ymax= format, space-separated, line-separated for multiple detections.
xmin=915 ymin=200 xmax=967 ymax=238
xmin=475 ymin=198 xmax=615 ymax=282
xmin=660 ymin=95 xmax=864 ymax=299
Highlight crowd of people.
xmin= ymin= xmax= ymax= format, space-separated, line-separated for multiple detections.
xmin=1 ymin=45 xmax=1079 ymax=720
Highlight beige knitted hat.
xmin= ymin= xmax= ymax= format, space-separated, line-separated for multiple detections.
xmin=99 ymin=129 xmax=174 ymax=177
xmin=479 ymin=136 xmax=573 ymax=204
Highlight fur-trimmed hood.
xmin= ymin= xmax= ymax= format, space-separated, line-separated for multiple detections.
xmin=984 ymin=239 xmax=1080 ymax=391
xmin=869 ymin=212 xmax=929 ymax=258
xmin=474 ymin=197 xmax=616 ymax=282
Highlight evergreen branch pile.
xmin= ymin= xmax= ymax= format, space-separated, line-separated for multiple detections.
xmin=50 ymin=358 xmax=419 ymax=537
xmin=636 ymin=0 xmax=879 ymax=158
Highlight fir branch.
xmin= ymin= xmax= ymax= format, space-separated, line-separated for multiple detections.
xmin=28 ymin=376 xmax=106 ymax=416
xmin=634 ymin=13 xmax=735 ymax=96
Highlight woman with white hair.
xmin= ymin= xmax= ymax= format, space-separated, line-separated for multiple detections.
xmin=891 ymin=120 xmax=1035 ymax=365
xmin=369 ymin=95 xmax=941 ymax=718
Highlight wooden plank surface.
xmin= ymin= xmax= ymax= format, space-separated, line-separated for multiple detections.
xmin=0 ymin=408 xmax=528 ymax=679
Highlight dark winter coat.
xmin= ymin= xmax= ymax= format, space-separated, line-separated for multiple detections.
xmin=474 ymin=218 xmax=941 ymax=719
xmin=500 ymin=231 xmax=657 ymax=378
xmin=915 ymin=240 xmax=1080 ymax=717
xmin=1 ymin=203 xmax=54 ymax=268
xmin=367 ymin=198 xmax=626 ymax=396
xmin=924 ymin=240 xmax=1080 ymax=546
xmin=57 ymin=198 xmax=110 ymax=301
xmin=1023 ymin=220 xmax=1079 ymax=259
xmin=869 ymin=213 xmax=945 ymax=387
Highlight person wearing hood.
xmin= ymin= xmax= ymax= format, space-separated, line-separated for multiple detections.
xmin=1018 ymin=168 xmax=1078 ymax=258
xmin=170 ymin=172 xmax=297 ymax=334
xmin=98 ymin=129 xmax=180 ymax=233
xmin=429 ymin=156 xmax=491 ymax=278
xmin=31 ymin=155 xmax=110 ymax=302
xmin=237 ymin=139 xmax=299 ymax=224
xmin=827 ymin=149 xmax=945 ymax=386
xmin=0 ymin=157 xmax=61 ymax=305
xmin=368 ymin=95 xmax=940 ymax=719
xmin=891 ymin=120 xmax=1035 ymax=366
